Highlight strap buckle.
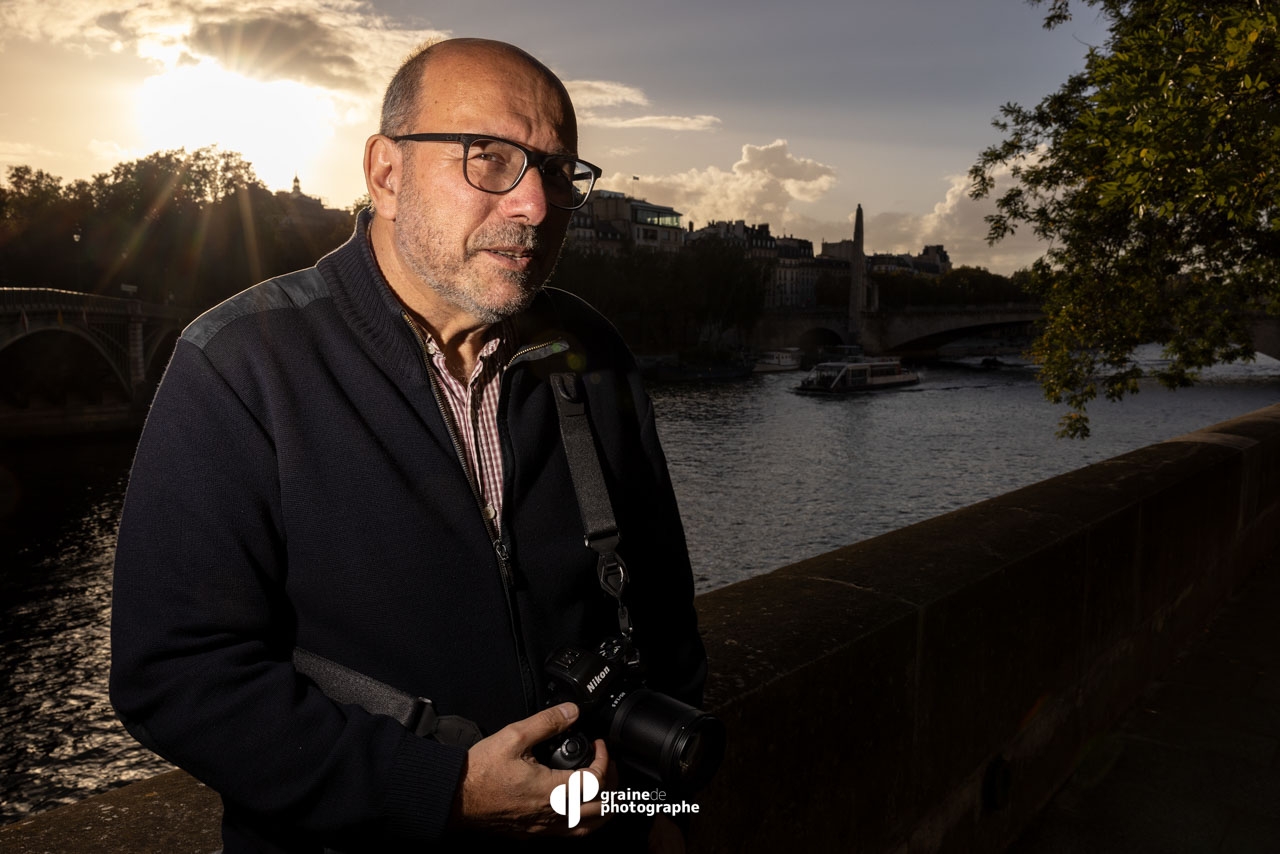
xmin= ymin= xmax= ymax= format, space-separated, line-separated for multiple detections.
xmin=597 ymin=551 xmax=628 ymax=600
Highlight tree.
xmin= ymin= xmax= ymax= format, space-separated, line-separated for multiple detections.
xmin=551 ymin=239 xmax=769 ymax=354
xmin=678 ymin=236 xmax=769 ymax=342
xmin=0 ymin=148 xmax=355 ymax=308
xmin=875 ymin=266 xmax=1032 ymax=309
xmin=970 ymin=0 xmax=1279 ymax=437
xmin=0 ymin=166 xmax=78 ymax=288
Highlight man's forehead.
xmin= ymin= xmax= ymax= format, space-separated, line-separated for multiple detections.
xmin=414 ymin=44 xmax=576 ymax=148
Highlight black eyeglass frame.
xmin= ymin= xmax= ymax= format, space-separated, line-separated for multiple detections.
xmin=390 ymin=132 xmax=603 ymax=211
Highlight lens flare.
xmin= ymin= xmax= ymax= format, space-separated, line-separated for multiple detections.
xmin=134 ymin=60 xmax=339 ymax=192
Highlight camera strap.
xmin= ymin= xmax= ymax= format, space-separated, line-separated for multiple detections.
xmin=550 ymin=372 xmax=637 ymax=666
xmin=292 ymin=647 xmax=484 ymax=746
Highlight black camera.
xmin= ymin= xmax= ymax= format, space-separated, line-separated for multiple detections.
xmin=537 ymin=637 xmax=725 ymax=794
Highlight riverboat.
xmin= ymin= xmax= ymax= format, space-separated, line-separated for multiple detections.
xmin=794 ymin=358 xmax=920 ymax=395
xmin=753 ymin=348 xmax=803 ymax=373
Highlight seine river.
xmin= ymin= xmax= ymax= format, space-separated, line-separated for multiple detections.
xmin=2 ymin=352 xmax=1278 ymax=821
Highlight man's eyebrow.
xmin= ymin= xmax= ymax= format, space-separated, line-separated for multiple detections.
xmin=527 ymin=140 xmax=577 ymax=158
xmin=469 ymin=132 xmax=577 ymax=158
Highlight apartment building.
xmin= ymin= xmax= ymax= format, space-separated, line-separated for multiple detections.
xmin=590 ymin=191 xmax=685 ymax=253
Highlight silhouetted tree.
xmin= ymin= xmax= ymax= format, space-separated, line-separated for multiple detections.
xmin=0 ymin=147 xmax=356 ymax=311
xmin=876 ymin=267 xmax=1029 ymax=309
xmin=971 ymin=0 xmax=1280 ymax=436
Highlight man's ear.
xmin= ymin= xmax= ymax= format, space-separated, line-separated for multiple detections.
xmin=364 ymin=134 xmax=401 ymax=221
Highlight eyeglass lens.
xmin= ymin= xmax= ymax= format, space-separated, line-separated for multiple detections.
xmin=464 ymin=138 xmax=593 ymax=209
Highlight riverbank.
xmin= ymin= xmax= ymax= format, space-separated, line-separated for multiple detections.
xmin=2 ymin=361 xmax=1279 ymax=821
xmin=6 ymin=402 xmax=1279 ymax=851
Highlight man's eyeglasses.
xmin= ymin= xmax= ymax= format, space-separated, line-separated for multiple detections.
xmin=391 ymin=133 xmax=603 ymax=211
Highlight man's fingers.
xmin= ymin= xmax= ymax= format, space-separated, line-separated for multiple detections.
xmin=586 ymin=738 xmax=610 ymax=784
xmin=502 ymin=702 xmax=579 ymax=753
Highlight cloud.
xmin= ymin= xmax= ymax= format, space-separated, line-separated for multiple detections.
xmin=598 ymin=140 xmax=1044 ymax=272
xmin=86 ymin=139 xmax=139 ymax=163
xmin=0 ymin=0 xmax=447 ymax=95
xmin=567 ymin=78 xmax=718 ymax=133
xmin=582 ymin=114 xmax=721 ymax=131
xmin=187 ymin=14 xmax=364 ymax=91
xmin=734 ymin=140 xmax=836 ymax=202
xmin=0 ymin=141 xmax=51 ymax=164
xmin=863 ymin=166 xmax=1047 ymax=273
xmin=1 ymin=5 xmax=715 ymax=133
xmin=564 ymin=80 xmax=649 ymax=110
xmin=602 ymin=139 xmax=836 ymax=229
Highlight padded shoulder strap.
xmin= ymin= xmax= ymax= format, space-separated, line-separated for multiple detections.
xmin=292 ymin=648 xmax=483 ymax=746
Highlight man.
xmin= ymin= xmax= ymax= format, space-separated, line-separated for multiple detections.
xmin=110 ymin=38 xmax=706 ymax=852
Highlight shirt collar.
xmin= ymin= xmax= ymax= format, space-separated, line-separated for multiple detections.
xmin=413 ymin=316 xmax=518 ymax=377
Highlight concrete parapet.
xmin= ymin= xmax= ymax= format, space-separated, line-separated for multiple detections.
xmin=5 ymin=404 xmax=1280 ymax=852
xmin=0 ymin=770 xmax=220 ymax=853
xmin=691 ymin=402 xmax=1280 ymax=852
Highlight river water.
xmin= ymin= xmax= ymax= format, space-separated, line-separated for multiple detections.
xmin=2 ymin=352 xmax=1278 ymax=821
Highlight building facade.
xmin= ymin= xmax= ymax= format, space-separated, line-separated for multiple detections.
xmin=773 ymin=235 xmax=817 ymax=309
xmin=590 ymin=191 xmax=685 ymax=253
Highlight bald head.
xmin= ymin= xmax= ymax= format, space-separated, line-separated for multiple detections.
xmin=362 ymin=37 xmax=582 ymax=348
xmin=380 ymin=39 xmax=576 ymax=144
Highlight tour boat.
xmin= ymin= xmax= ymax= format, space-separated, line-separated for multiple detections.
xmin=753 ymin=348 xmax=803 ymax=373
xmin=794 ymin=358 xmax=920 ymax=395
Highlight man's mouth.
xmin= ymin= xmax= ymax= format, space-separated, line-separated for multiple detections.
xmin=478 ymin=246 xmax=540 ymax=273
xmin=486 ymin=248 xmax=532 ymax=260
xmin=470 ymin=225 xmax=544 ymax=274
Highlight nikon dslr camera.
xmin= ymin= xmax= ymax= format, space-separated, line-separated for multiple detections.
xmin=537 ymin=637 xmax=725 ymax=794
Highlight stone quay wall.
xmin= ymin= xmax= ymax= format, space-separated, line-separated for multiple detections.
xmin=5 ymin=403 xmax=1280 ymax=853
xmin=691 ymin=402 xmax=1280 ymax=852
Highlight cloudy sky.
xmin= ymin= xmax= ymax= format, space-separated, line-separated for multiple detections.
xmin=0 ymin=0 xmax=1109 ymax=273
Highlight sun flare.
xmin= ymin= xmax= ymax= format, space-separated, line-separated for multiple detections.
xmin=135 ymin=60 xmax=340 ymax=193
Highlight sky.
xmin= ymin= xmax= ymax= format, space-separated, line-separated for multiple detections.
xmin=0 ymin=0 xmax=1111 ymax=274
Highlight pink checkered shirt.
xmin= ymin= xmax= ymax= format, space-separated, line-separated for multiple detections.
xmin=418 ymin=321 xmax=515 ymax=534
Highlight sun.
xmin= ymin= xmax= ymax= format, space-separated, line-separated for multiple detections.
xmin=135 ymin=60 xmax=340 ymax=192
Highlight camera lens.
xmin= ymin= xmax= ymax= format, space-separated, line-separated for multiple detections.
xmin=607 ymin=689 xmax=725 ymax=793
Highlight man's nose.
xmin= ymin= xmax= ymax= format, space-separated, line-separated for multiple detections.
xmin=499 ymin=165 xmax=551 ymax=223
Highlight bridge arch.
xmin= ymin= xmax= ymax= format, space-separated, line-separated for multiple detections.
xmin=0 ymin=327 xmax=132 ymax=408
xmin=1 ymin=288 xmax=193 ymax=434
xmin=885 ymin=319 xmax=1039 ymax=356
xmin=860 ymin=306 xmax=1042 ymax=355
xmin=797 ymin=326 xmax=844 ymax=352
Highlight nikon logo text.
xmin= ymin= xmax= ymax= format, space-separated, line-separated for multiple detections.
xmin=586 ymin=666 xmax=610 ymax=694
xmin=549 ymin=769 xmax=600 ymax=829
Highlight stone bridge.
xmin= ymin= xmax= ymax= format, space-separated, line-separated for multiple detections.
xmin=754 ymin=304 xmax=1043 ymax=355
xmin=757 ymin=303 xmax=1280 ymax=362
xmin=753 ymin=308 xmax=851 ymax=350
xmin=0 ymin=288 xmax=189 ymax=434
xmin=858 ymin=304 xmax=1043 ymax=355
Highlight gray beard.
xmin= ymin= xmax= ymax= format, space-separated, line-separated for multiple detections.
xmin=399 ymin=221 xmax=552 ymax=325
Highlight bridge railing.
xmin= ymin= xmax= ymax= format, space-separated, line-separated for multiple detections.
xmin=0 ymin=287 xmax=188 ymax=320
xmin=868 ymin=301 xmax=1042 ymax=314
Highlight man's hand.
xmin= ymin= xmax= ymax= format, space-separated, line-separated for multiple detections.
xmin=450 ymin=702 xmax=613 ymax=837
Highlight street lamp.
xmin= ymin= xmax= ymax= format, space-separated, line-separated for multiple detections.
xmin=72 ymin=226 xmax=82 ymax=291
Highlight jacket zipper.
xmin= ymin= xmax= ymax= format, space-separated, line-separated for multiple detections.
xmin=402 ymin=311 xmax=541 ymax=712
xmin=492 ymin=337 xmax=572 ymax=709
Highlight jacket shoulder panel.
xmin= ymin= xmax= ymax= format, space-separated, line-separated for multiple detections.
xmin=182 ymin=267 xmax=330 ymax=350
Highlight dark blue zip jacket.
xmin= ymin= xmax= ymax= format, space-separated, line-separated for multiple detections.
xmin=109 ymin=211 xmax=705 ymax=852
